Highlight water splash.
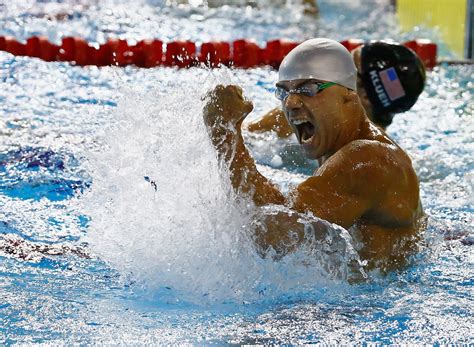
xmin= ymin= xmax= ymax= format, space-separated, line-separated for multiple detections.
xmin=80 ymin=70 xmax=363 ymax=304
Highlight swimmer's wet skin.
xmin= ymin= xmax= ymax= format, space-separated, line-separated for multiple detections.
xmin=203 ymin=38 xmax=423 ymax=273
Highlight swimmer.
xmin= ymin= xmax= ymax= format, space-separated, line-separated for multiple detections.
xmin=246 ymin=41 xmax=426 ymax=135
xmin=203 ymin=38 xmax=423 ymax=272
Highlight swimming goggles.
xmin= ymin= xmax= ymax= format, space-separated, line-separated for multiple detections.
xmin=275 ymin=81 xmax=336 ymax=101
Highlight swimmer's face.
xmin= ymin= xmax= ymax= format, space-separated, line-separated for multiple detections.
xmin=278 ymin=79 xmax=351 ymax=159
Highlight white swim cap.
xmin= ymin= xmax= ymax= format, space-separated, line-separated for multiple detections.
xmin=278 ymin=38 xmax=357 ymax=90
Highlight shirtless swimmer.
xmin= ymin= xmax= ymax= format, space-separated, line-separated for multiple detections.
xmin=203 ymin=38 xmax=424 ymax=272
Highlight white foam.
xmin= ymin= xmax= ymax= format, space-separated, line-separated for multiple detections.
xmin=80 ymin=70 xmax=363 ymax=304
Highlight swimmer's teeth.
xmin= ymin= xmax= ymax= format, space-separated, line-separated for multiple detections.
xmin=292 ymin=119 xmax=307 ymax=126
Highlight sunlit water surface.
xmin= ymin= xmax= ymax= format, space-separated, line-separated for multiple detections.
xmin=0 ymin=0 xmax=473 ymax=344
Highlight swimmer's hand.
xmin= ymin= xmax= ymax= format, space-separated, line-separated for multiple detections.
xmin=203 ymin=85 xmax=254 ymax=128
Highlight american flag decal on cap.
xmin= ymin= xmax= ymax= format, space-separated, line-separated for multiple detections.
xmin=379 ymin=67 xmax=405 ymax=101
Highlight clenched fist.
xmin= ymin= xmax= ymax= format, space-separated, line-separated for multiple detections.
xmin=203 ymin=84 xmax=254 ymax=127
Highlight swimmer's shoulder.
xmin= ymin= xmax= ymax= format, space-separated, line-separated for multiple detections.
xmin=321 ymin=138 xmax=397 ymax=173
xmin=315 ymin=138 xmax=407 ymax=191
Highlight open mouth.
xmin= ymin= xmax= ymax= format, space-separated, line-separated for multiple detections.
xmin=292 ymin=119 xmax=315 ymax=144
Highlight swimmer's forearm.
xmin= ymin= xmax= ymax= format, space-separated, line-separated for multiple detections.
xmin=203 ymin=85 xmax=285 ymax=205
xmin=207 ymin=120 xmax=285 ymax=206
xmin=246 ymin=107 xmax=294 ymax=138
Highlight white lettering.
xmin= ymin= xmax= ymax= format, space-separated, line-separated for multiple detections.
xmin=369 ymin=70 xmax=390 ymax=107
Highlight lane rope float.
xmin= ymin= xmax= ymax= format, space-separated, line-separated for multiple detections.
xmin=0 ymin=36 xmax=438 ymax=69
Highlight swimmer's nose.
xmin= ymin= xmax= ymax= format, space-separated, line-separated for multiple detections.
xmin=283 ymin=93 xmax=303 ymax=112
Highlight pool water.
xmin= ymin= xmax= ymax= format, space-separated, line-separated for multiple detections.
xmin=1 ymin=0 xmax=473 ymax=344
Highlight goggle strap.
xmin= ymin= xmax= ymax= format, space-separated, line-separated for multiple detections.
xmin=318 ymin=82 xmax=336 ymax=90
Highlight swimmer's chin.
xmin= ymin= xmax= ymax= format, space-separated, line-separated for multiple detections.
xmin=301 ymin=144 xmax=322 ymax=160
xmin=301 ymin=139 xmax=331 ymax=160
xmin=299 ymin=134 xmax=325 ymax=159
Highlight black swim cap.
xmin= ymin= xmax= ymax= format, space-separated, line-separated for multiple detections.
xmin=360 ymin=41 xmax=426 ymax=123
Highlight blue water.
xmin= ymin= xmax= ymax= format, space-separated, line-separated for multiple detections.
xmin=1 ymin=0 xmax=473 ymax=344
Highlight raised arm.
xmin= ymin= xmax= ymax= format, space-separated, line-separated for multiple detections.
xmin=203 ymin=85 xmax=285 ymax=206
xmin=245 ymin=107 xmax=295 ymax=138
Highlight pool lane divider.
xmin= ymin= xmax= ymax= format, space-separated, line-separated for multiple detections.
xmin=0 ymin=36 xmax=438 ymax=69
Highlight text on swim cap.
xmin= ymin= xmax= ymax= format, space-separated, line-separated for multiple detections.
xmin=369 ymin=70 xmax=391 ymax=108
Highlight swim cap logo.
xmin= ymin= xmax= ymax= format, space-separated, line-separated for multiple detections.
xmin=369 ymin=70 xmax=391 ymax=107
xmin=379 ymin=67 xmax=406 ymax=101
